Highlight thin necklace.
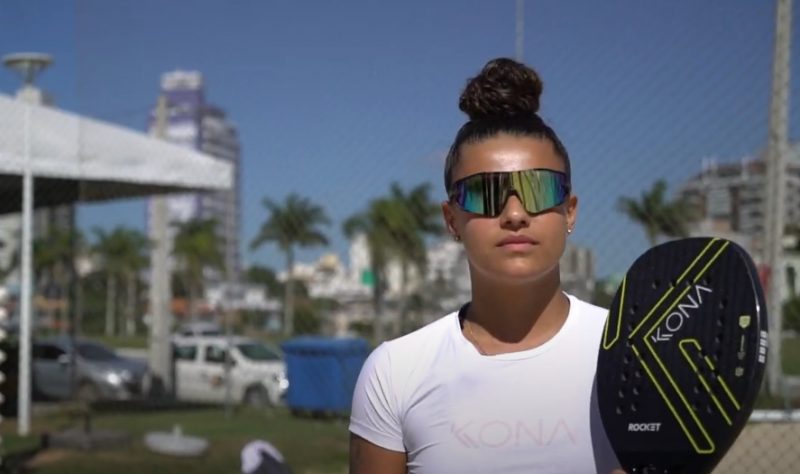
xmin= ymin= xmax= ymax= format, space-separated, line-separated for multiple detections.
xmin=466 ymin=319 xmax=488 ymax=355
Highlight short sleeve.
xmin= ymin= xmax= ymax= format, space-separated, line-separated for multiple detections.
xmin=349 ymin=342 xmax=405 ymax=452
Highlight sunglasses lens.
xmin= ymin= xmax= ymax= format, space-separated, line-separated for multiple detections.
xmin=451 ymin=169 xmax=569 ymax=216
xmin=515 ymin=170 xmax=568 ymax=214
xmin=460 ymin=176 xmax=487 ymax=215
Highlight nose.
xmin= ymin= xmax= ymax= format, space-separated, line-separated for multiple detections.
xmin=498 ymin=194 xmax=530 ymax=229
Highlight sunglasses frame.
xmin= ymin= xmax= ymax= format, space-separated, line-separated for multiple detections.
xmin=448 ymin=168 xmax=571 ymax=217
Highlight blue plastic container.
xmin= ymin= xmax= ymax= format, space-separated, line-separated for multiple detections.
xmin=281 ymin=337 xmax=370 ymax=414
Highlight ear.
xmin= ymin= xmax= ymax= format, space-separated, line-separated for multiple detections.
xmin=441 ymin=201 xmax=458 ymax=237
xmin=566 ymin=194 xmax=578 ymax=233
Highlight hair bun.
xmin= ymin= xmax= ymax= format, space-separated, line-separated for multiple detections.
xmin=458 ymin=57 xmax=543 ymax=121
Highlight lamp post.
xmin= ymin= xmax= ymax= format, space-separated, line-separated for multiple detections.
xmin=2 ymin=52 xmax=53 ymax=436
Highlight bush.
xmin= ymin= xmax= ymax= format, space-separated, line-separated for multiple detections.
xmin=349 ymin=320 xmax=373 ymax=339
xmin=293 ymin=304 xmax=321 ymax=335
xmin=784 ymin=296 xmax=800 ymax=333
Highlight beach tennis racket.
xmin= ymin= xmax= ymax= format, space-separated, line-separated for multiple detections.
xmin=597 ymin=237 xmax=768 ymax=473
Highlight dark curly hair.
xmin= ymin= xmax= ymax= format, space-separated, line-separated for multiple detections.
xmin=443 ymin=57 xmax=571 ymax=193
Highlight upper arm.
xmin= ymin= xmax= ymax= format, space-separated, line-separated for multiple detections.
xmin=349 ymin=343 xmax=406 ymax=445
xmin=350 ymin=433 xmax=406 ymax=474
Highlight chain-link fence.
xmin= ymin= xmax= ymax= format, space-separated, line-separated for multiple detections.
xmin=0 ymin=0 xmax=799 ymax=472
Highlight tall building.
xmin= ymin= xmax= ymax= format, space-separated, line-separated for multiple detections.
xmin=679 ymin=144 xmax=800 ymax=256
xmin=147 ymin=71 xmax=242 ymax=281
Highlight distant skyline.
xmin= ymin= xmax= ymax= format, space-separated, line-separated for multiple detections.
xmin=1 ymin=0 xmax=799 ymax=278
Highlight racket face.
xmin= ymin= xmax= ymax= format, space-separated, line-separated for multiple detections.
xmin=597 ymin=237 xmax=767 ymax=473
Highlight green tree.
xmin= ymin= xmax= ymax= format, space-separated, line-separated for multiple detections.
xmin=92 ymin=227 xmax=150 ymax=336
xmin=241 ymin=265 xmax=281 ymax=332
xmin=344 ymin=198 xmax=396 ymax=342
xmin=250 ymin=194 xmax=330 ymax=336
xmin=245 ymin=265 xmax=282 ymax=298
xmin=385 ymin=183 xmax=443 ymax=334
xmin=118 ymin=229 xmax=149 ymax=335
xmin=293 ymin=301 xmax=322 ymax=335
xmin=617 ymin=180 xmax=694 ymax=246
xmin=344 ymin=182 xmax=442 ymax=341
xmin=172 ymin=218 xmax=224 ymax=323
xmin=783 ymin=296 xmax=800 ymax=333
xmin=34 ymin=227 xmax=83 ymax=333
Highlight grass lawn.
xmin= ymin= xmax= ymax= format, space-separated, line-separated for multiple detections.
xmin=92 ymin=334 xmax=149 ymax=350
xmin=2 ymin=405 xmax=350 ymax=474
xmin=9 ymin=335 xmax=792 ymax=472
xmin=782 ymin=336 xmax=800 ymax=375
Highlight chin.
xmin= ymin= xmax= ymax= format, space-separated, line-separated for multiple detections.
xmin=482 ymin=261 xmax=559 ymax=285
xmin=501 ymin=268 xmax=552 ymax=284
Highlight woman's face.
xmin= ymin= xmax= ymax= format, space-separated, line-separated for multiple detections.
xmin=442 ymin=133 xmax=577 ymax=285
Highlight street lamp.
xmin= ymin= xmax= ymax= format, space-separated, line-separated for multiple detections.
xmin=2 ymin=52 xmax=53 ymax=436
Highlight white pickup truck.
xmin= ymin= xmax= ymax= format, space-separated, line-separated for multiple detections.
xmin=171 ymin=335 xmax=288 ymax=408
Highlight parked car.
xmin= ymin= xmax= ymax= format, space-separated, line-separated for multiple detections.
xmin=171 ymin=335 xmax=288 ymax=408
xmin=32 ymin=336 xmax=151 ymax=402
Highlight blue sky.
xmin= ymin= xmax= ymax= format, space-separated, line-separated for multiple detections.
xmin=1 ymin=0 xmax=798 ymax=278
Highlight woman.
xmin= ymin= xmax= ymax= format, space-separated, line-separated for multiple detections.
xmin=349 ymin=57 xmax=621 ymax=473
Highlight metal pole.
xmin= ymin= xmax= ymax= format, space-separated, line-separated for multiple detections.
xmin=224 ymin=284 xmax=233 ymax=418
xmin=148 ymin=96 xmax=174 ymax=397
xmin=765 ymin=0 xmax=792 ymax=396
xmin=18 ymin=100 xmax=33 ymax=436
xmin=515 ymin=0 xmax=524 ymax=61
xmin=69 ymin=225 xmax=81 ymax=401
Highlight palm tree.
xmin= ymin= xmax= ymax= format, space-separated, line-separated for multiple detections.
xmin=344 ymin=198 xmax=396 ymax=342
xmin=92 ymin=229 xmax=121 ymax=337
xmin=250 ymin=194 xmax=330 ymax=336
xmin=617 ymin=180 xmax=693 ymax=246
xmin=92 ymin=227 xmax=149 ymax=336
xmin=344 ymin=182 xmax=442 ymax=341
xmin=172 ymin=218 xmax=224 ymax=325
xmin=34 ymin=228 xmax=83 ymax=333
xmin=119 ymin=230 xmax=149 ymax=335
xmin=245 ymin=265 xmax=282 ymax=298
xmin=385 ymin=183 xmax=443 ymax=333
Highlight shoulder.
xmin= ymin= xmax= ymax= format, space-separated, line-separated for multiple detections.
xmin=350 ymin=310 xmax=460 ymax=445
xmin=360 ymin=310 xmax=460 ymax=387
xmin=388 ymin=311 xmax=458 ymax=351
xmin=569 ymin=294 xmax=609 ymax=321
xmin=565 ymin=294 xmax=611 ymax=342
xmin=368 ymin=311 xmax=459 ymax=374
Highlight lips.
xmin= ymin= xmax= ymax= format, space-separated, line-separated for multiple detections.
xmin=497 ymin=235 xmax=538 ymax=247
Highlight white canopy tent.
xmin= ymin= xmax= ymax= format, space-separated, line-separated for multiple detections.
xmin=0 ymin=93 xmax=231 ymax=209
xmin=0 ymin=92 xmax=233 ymax=435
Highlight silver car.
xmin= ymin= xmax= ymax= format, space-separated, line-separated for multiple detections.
xmin=33 ymin=337 xmax=150 ymax=402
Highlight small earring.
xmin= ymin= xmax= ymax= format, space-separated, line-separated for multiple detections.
xmin=453 ymin=234 xmax=461 ymax=242
xmin=567 ymin=228 xmax=573 ymax=234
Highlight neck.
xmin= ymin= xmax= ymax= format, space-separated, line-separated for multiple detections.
xmin=466 ymin=267 xmax=569 ymax=351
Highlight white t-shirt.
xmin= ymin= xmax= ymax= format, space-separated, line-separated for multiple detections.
xmin=349 ymin=294 xmax=620 ymax=474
